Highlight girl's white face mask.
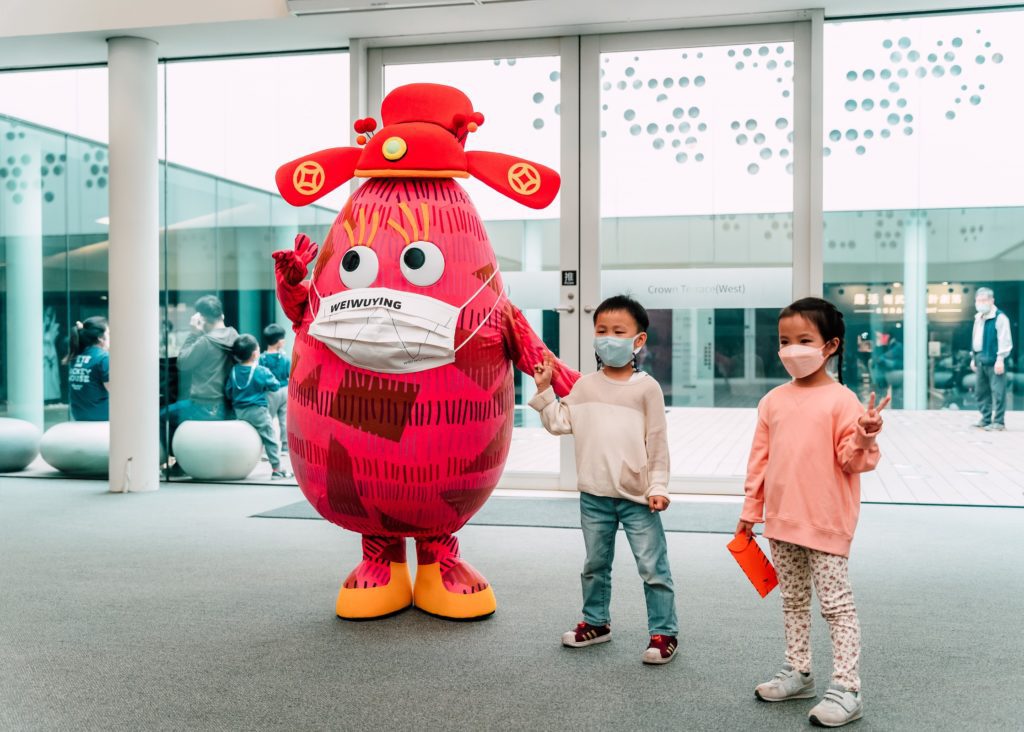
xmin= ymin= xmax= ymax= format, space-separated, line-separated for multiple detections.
xmin=307 ymin=268 xmax=501 ymax=374
xmin=778 ymin=344 xmax=827 ymax=379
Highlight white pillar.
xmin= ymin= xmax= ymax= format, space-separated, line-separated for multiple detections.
xmin=108 ymin=37 xmax=160 ymax=492
xmin=521 ymin=220 xmax=544 ymax=407
xmin=903 ymin=213 xmax=928 ymax=410
xmin=2 ymin=137 xmax=44 ymax=429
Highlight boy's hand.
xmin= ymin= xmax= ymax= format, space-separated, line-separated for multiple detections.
xmin=648 ymin=495 xmax=669 ymax=512
xmin=532 ymin=351 xmax=554 ymax=391
xmin=858 ymin=391 xmax=890 ymax=435
xmin=735 ymin=519 xmax=755 ymax=539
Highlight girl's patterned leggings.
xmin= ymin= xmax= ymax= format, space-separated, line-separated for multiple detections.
xmin=769 ymin=539 xmax=861 ymax=691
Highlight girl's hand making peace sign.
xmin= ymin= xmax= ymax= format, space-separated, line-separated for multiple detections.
xmin=858 ymin=391 xmax=891 ymax=435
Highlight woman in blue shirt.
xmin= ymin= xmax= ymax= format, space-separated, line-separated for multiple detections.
xmin=68 ymin=317 xmax=110 ymax=421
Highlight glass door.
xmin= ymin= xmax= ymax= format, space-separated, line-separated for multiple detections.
xmin=371 ymin=39 xmax=581 ymax=488
xmin=368 ymin=20 xmax=817 ymax=493
xmin=580 ymin=23 xmax=816 ymax=493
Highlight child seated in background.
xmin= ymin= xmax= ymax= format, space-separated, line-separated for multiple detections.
xmin=226 ymin=334 xmax=291 ymax=480
xmin=260 ymin=324 xmax=291 ymax=455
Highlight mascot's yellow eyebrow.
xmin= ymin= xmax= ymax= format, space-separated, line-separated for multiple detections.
xmin=398 ymin=202 xmax=419 ymax=240
xmin=345 ymin=208 xmax=382 ymax=248
xmin=386 ymin=203 xmax=432 ymax=247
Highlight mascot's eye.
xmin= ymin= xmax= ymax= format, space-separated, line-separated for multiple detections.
xmin=338 ymin=246 xmax=379 ymax=289
xmin=400 ymin=241 xmax=445 ymax=287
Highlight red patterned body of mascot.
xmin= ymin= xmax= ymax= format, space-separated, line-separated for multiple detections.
xmin=274 ymin=83 xmax=578 ymax=620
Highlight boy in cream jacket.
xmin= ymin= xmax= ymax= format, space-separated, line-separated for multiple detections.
xmin=531 ymin=294 xmax=677 ymax=665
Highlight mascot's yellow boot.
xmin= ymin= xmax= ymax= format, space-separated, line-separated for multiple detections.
xmin=336 ymin=561 xmax=413 ymax=620
xmin=413 ymin=561 xmax=497 ymax=620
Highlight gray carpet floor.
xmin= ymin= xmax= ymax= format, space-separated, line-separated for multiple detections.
xmin=254 ymin=496 xmax=740 ymax=533
xmin=0 ymin=478 xmax=1021 ymax=731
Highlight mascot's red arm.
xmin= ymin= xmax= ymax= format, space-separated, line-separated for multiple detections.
xmin=273 ymin=233 xmax=319 ymax=329
xmin=501 ymin=302 xmax=580 ymax=398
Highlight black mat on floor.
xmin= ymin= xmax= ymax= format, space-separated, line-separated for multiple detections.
xmin=252 ymin=496 xmax=740 ymax=534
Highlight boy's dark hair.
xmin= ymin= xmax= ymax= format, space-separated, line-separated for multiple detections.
xmin=779 ymin=297 xmax=846 ymax=384
xmin=194 ymin=295 xmax=224 ymax=321
xmin=593 ymin=294 xmax=650 ymax=332
xmin=263 ymin=323 xmax=286 ymax=348
xmin=231 ymin=334 xmax=259 ymax=363
xmin=69 ymin=316 xmax=108 ymax=359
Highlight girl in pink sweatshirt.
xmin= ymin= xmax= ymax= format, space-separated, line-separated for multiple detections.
xmin=736 ymin=297 xmax=888 ymax=729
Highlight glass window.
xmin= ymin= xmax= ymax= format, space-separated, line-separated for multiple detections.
xmin=161 ymin=52 xmax=347 ymax=480
xmin=383 ymin=55 xmax=562 ymax=416
xmin=600 ymin=42 xmax=796 ymax=408
xmin=824 ymin=11 xmax=1023 ymax=412
xmin=0 ymin=68 xmax=110 ymax=437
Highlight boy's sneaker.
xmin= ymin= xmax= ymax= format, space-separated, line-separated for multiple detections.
xmin=754 ymin=665 xmax=816 ymax=701
xmin=972 ymin=420 xmax=990 ymax=429
xmin=561 ymin=622 xmax=611 ymax=648
xmin=271 ymin=469 xmax=293 ymax=480
xmin=642 ymin=634 xmax=678 ymax=665
xmin=985 ymin=423 xmax=1006 ymax=432
xmin=808 ymin=687 xmax=863 ymax=727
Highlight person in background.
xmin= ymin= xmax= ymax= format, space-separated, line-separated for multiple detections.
xmin=970 ymin=287 xmax=1013 ymax=431
xmin=67 ymin=317 xmax=110 ymax=421
xmin=177 ymin=295 xmax=238 ymax=421
xmin=260 ymin=323 xmax=291 ymax=455
xmin=869 ymin=331 xmax=902 ymax=391
xmin=226 ymin=334 xmax=291 ymax=480
xmin=43 ymin=306 xmax=62 ymax=403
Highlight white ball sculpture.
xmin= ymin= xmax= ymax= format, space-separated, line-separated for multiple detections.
xmin=0 ymin=418 xmax=43 ymax=472
xmin=172 ymin=420 xmax=262 ymax=481
xmin=40 ymin=421 xmax=110 ymax=477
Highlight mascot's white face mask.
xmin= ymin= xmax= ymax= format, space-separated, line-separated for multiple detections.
xmin=308 ymin=268 xmax=501 ymax=374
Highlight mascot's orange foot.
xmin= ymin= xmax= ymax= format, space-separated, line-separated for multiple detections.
xmin=413 ymin=560 xmax=496 ymax=621
xmin=336 ymin=560 xmax=413 ymax=620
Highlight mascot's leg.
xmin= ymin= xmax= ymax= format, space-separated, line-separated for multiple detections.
xmin=336 ymin=535 xmax=413 ymax=620
xmin=413 ymin=534 xmax=496 ymax=620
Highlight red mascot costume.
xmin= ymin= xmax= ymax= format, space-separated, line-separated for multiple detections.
xmin=274 ymin=83 xmax=578 ymax=620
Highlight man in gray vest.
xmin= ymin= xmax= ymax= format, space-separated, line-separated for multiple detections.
xmin=970 ymin=287 xmax=1013 ymax=431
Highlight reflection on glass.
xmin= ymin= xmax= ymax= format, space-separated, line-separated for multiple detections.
xmin=824 ymin=210 xmax=1022 ymax=412
xmin=384 ymin=56 xmax=562 ymax=420
xmin=161 ymin=53 xmax=347 ymax=479
xmin=600 ymin=43 xmax=796 ymax=409
xmin=824 ymin=10 xmax=1024 ymax=412
xmin=0 ymin=107 xmax=110 ymax=434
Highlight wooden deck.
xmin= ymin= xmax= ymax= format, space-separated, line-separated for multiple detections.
xmin=503 ymin=408 xmax=1024 ymax=506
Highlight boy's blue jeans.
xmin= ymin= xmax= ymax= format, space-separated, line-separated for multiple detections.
xmin=579 ymin=492 xmax=678 ymax=636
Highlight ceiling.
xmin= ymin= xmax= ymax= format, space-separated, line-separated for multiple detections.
xmin=0 ymin=0 xmax=1009 ymax=69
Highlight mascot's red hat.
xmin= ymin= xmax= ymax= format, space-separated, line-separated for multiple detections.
xmin=276 ymin=83 xmax=559 ymax=210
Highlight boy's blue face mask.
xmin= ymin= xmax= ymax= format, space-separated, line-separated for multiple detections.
xmin=594 ymin=335 xmax=642 ymax=368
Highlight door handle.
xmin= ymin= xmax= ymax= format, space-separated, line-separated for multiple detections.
xmin=553 ymin=304 xmax=576 ymax=314
xmin=583 ymin=305 xmax=596 ymax=314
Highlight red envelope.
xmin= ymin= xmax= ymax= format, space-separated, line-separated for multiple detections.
xmin=727 ymin=533 xmax=779 ymax=598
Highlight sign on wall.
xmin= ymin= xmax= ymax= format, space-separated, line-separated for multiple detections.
xmin=502 ymin=267 xmax=792 ymax=311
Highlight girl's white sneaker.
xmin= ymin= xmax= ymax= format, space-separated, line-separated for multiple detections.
xmin=754 ymin=665 xmax=816 ymax=701
xmin=808 ymin=687 xmax=863 ymax=727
